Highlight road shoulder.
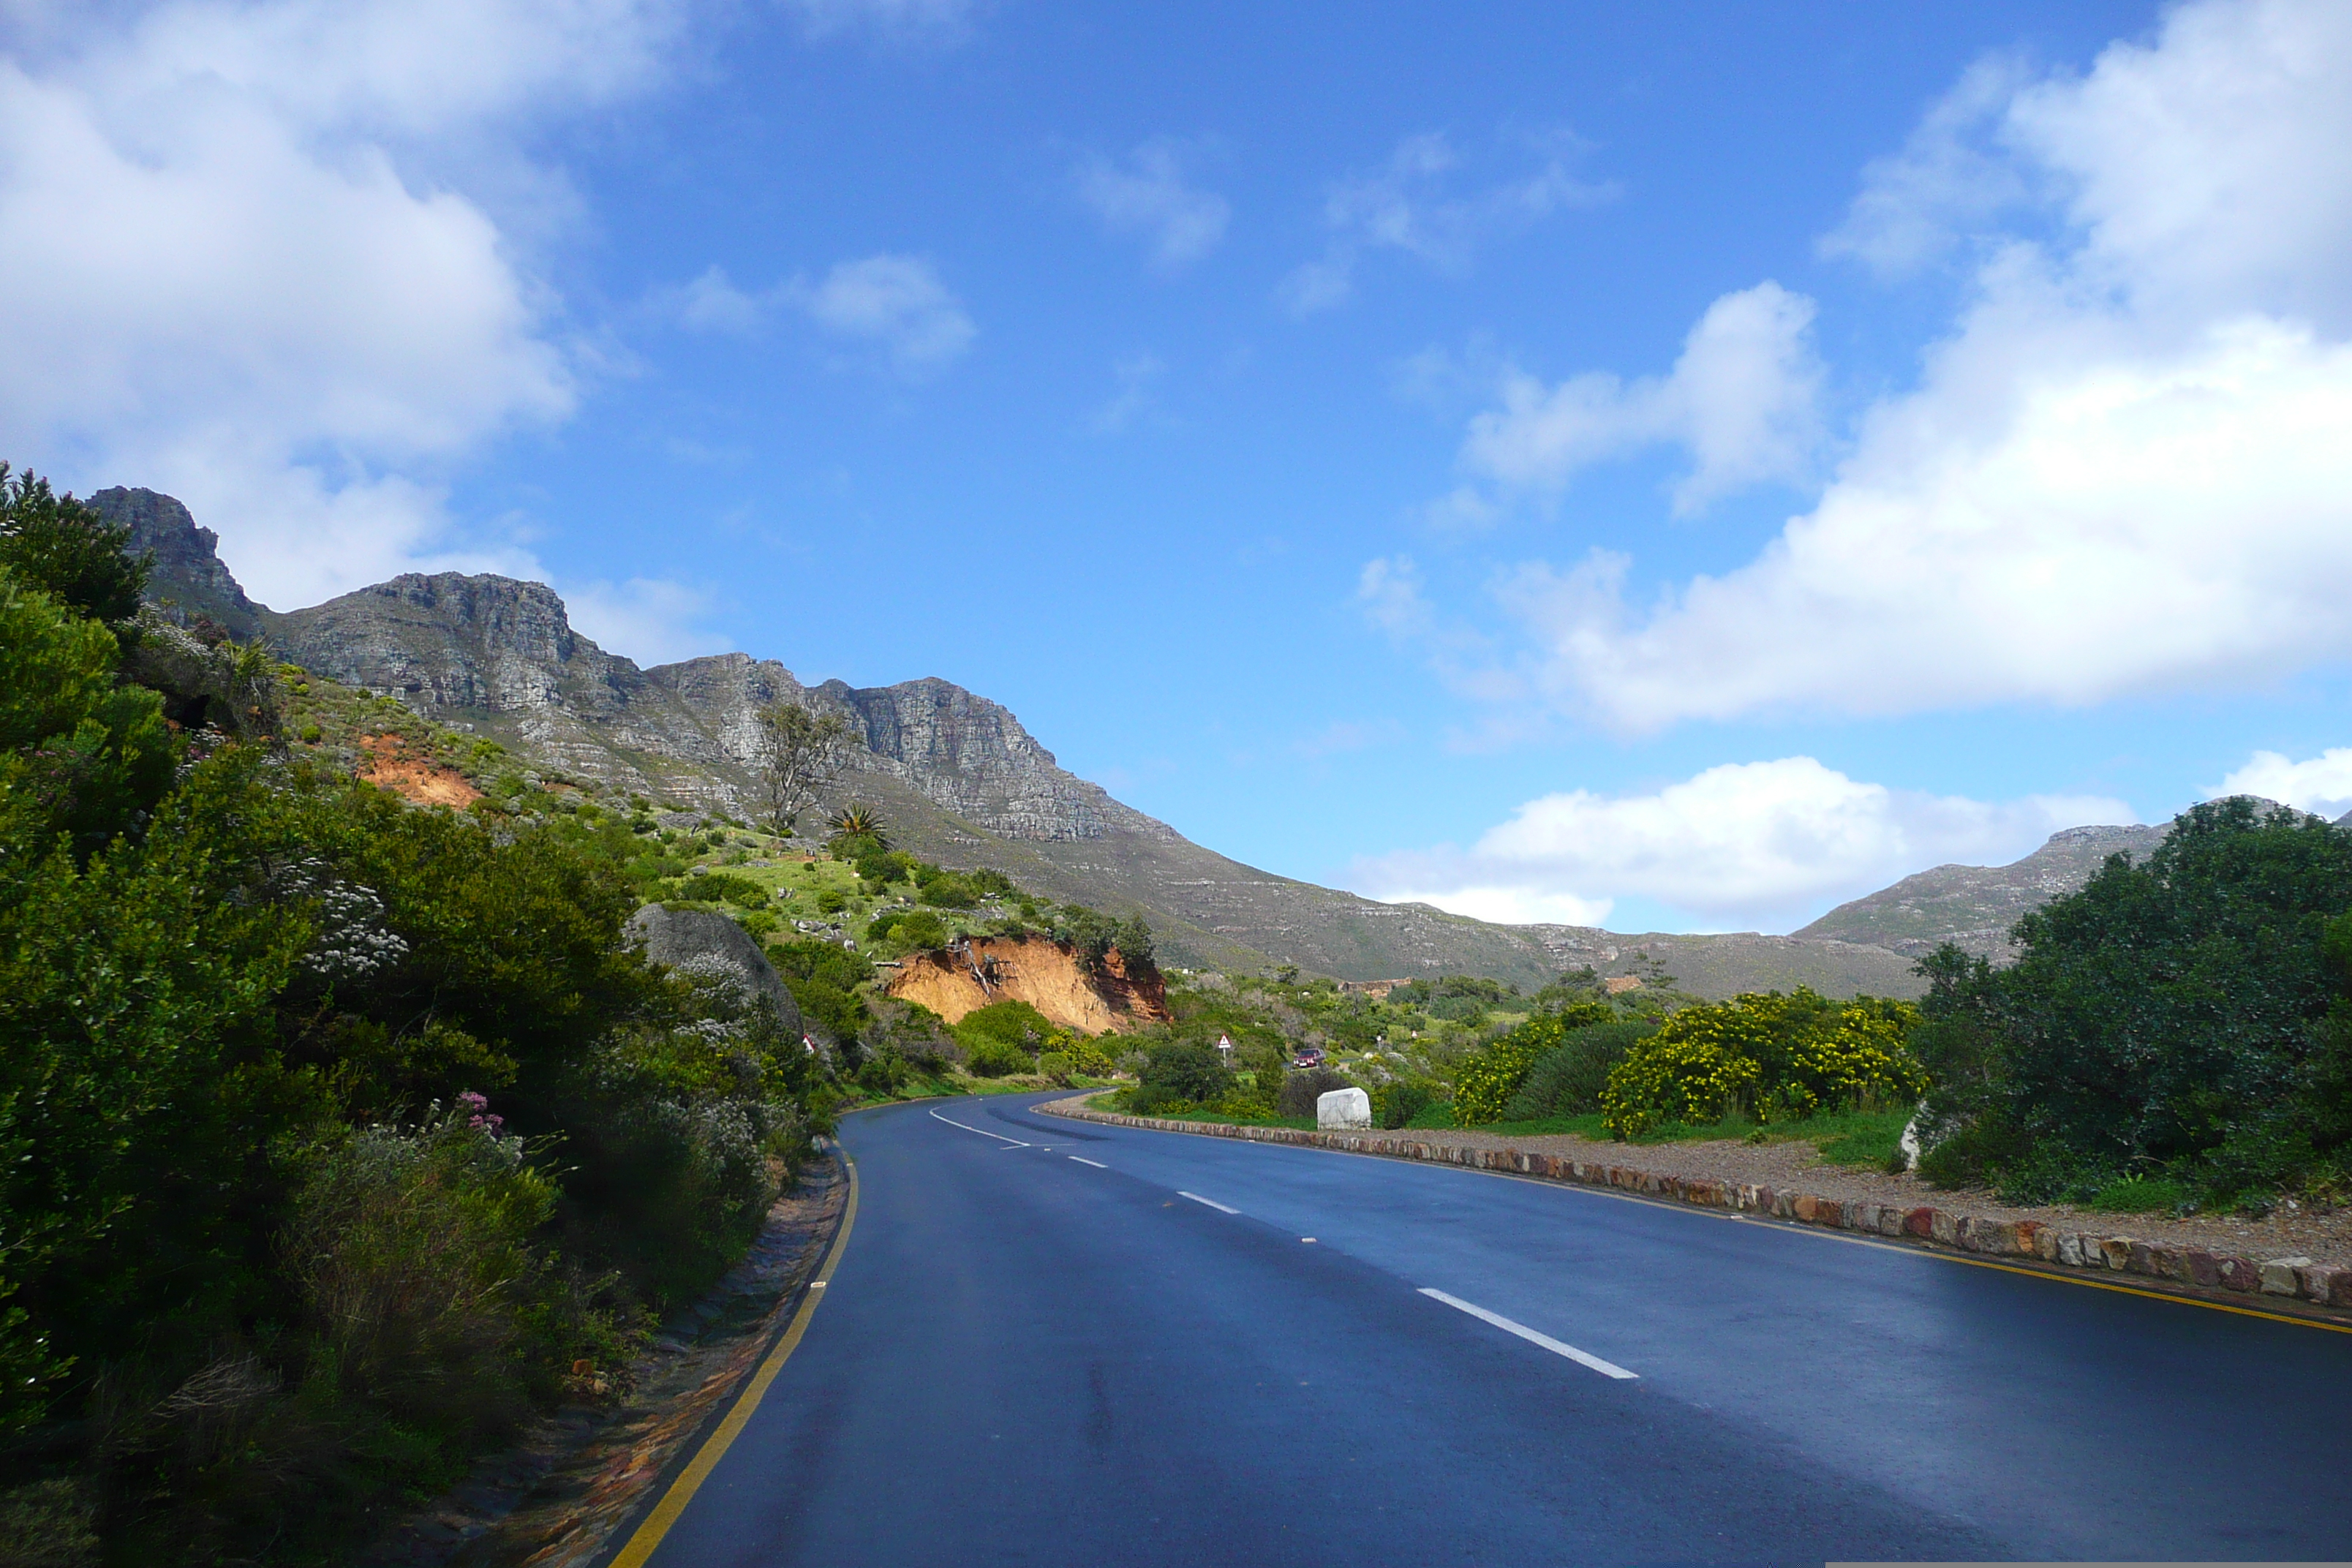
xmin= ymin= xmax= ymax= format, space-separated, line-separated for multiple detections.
xmin=1040 ymin=1096 xmax=2352 ymax=1326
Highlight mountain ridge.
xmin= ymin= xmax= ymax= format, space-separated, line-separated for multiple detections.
xmin=98 ymin=485 xmax=2332 ymax=999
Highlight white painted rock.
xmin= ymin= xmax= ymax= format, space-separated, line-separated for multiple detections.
xmin=1316 ymin=1087 xmax=1371 ymax=1130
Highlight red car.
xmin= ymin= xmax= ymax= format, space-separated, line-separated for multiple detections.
xmin=1290 ymin=1047 xmax=1325 ymax=1070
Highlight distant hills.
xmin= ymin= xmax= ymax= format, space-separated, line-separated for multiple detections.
xmin=99 ymin=485 xmax=2342 ymax=1000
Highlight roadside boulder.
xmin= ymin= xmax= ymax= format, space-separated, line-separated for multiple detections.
xmin=1316 ymin=1087 xmax=1372 ymax=1130
xmin=627 ymin=904 xmax=803 ymax=1036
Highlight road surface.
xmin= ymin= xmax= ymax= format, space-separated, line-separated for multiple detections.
xmin=628 ymin=1093 xmax=2352 ymax=1564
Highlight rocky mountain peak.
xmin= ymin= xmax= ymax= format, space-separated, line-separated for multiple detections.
xmin=86 ymin=486 xmax=268 ymax=640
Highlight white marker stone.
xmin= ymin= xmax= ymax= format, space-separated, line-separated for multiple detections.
xmin=1317 ymin=1087 xmax=1372 ymax=1129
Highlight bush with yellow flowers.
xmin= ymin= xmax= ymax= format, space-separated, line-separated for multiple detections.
xmin=1599 ymin=988 xmax=1926 ymax=1138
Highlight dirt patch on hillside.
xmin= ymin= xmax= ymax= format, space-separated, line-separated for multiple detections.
xmin=358 ymin=734 xmax=481 ymax=808
xmin=887 ymin=936 xmax=1169 ymax=1034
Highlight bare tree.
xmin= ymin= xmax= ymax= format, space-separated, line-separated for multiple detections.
xmin=755 ymin=699 xmax=853 ymax=836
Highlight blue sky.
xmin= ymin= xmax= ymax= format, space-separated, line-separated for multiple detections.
xmin=8 ymin=0 xmax=2352 ymax=935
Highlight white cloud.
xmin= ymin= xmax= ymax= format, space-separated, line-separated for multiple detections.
xmin=662 ymin=264 xmax=772 ymax=334
xmin=654 ymin=256 xmax=977 ymax=378
xmin=0 ymin=0 xmax=686 ymax=609
xmin=1448 ymin=282 xmax=1823 ymax=517
xmin=2215 ymin=748 xmax=2352 ymax=818
xmin=1356 ymin=555 xmax=1433 ymax=638
xmin=789 ymin=254 xmax=974 ymax=376
xmin=1422 ymin=0 xmax=2352 ymax=733
xmin=1077 ymin=140 xmax=1229 ymax=272
xmin=1088 ymin=353 xmax=1164 ymax=434
xmin=1354 ymin=756 xmax=2137 ymax=933
xmin=1281 ymin=129 xmax=1614 ymax=314
xmin=560 ymin=574 xmax=728 ymax=666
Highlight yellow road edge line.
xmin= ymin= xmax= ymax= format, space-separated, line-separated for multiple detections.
xmin=1053 ymin=1106 xmax=2352 ymax=1338
xmin=608 ymin=1153 xmax=862 ymax=1568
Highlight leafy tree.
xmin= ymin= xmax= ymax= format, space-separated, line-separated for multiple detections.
xmin=754 ymin=701 xmax=852 ymax=835
xmin=0 ymin=572 xmax=176 ymax=859
xmin=1056 ymin=903 xmax=1119 ymax=970
xmin=1115 ymin=913 xmax=1156 ymax=970
xmin=0 ymin=464 xmax=148 ymax=627
xmin=1918 ymin=799 xmax=2352 ymax=1200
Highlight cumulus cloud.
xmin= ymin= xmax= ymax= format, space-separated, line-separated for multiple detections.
xmin=1353 ymin=756 xmax=2137 ymax=932
xmin=2215 ymin=748 xmax=2352 ymax=818
xmin=1281 ymin=129 xmax=1614 ymax=314
xmin=0 ymin=0 xmax=685 ymax=609
xmin=1446 ymin=282 xmax=1823 ymax=518
xmin=655 ymin=255 xmax=975 ymax=377
xmin=1077 ymin=139 xmax=1229 ymax=272
xmin=789 ymin=254 xmax=974 ymax=376
xmin=1417 ymin=0 xmax=2352 ymax=733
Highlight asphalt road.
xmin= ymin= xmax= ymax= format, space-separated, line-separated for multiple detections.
xmin=634 ymin=1093 xmax=2352 ymax=1565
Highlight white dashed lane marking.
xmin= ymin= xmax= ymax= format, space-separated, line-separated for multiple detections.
xmin=1177 ymin=1191 xmax=1240 ymax=1215
xmin=1418 ymin=1289 xmax=1637 ymax=1380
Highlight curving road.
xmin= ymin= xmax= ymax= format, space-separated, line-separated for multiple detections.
xmin=626 ymin=1093 xmax=2352 ymax=1565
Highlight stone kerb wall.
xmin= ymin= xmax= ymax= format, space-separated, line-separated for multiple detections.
xmin=1042 ymin=1103 xmax=2352 ymax=1316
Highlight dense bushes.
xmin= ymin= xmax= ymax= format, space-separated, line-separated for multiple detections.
xmin=1598 ymin=990 xmax=1924 ymax=1138
xmin=0 ymin=486 xmax=842 ymax=1562
xmin=1127 ymin=1040 xmax=1234 ymax=1114
xmin=1450 ymin=1000 xmax=1615 ymax=1124
xmin=866 ymin=908 xmax=949 ymax=951
xmin=954 ymin=1000 xmax=1058 ymax=1077
xmin=1911 ymin=800 xmax=2352 ymax=1205
xmin=1370 ymin=1080 xmax=1444 ymax=1129
xmin=768 ymin=936 xmax=873 ymax=1044
xmin=1500 ymin=1020 xmax=1659 ymax=1121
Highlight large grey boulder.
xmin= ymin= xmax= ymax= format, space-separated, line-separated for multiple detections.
xmin=626 ymin=905 xmax=802 ymax=1036
xmin=1316 ymin=1087 xmax=1372 ymax=1131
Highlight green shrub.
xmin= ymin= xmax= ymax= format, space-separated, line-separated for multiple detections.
xmin=814 ymin=886 xmax=848 ymax=915
xmin=1371 ymin=1079 xmax=1441 ymax=1129
xmin=692 ymin=870 xmax=769 ymax=908
xmin=1036 ymin=1051 xmax=1071 ymax=1082
xmin=1143 ymin=1040 xmax=1233 ymax=1104
xmin=1599 ymin=990 xmax=1926 ymax=1139
xmin=768 ymin=938 xmax=873 ymax=1044
xmin=1451 ymin=1001 xmax=1614 ymax=1125
xmin=868 ymin=908 xmax=949 ymax=951
xmin=963 ymin=1035 xmax=1033 ymax=1077
xmin=1501 ymin=1020 xmax=1659 ymax=1120
xmin=1126 ymin=1083 xmax=1191 ymax=1116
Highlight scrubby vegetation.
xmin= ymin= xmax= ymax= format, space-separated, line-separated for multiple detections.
xmin=1908 ymin=798 xmax=2352 ymax=1211
xmin=0 ymin=475 xmax=836 ymax=1562
xmin=1598 ymin=990 xmax=1924 ymax=1139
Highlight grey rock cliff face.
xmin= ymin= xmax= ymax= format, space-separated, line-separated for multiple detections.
xmin=86 ymin=486 xmax=268 ymax=641
xmin=272 ymin=572 xmax=1156 ymax=845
